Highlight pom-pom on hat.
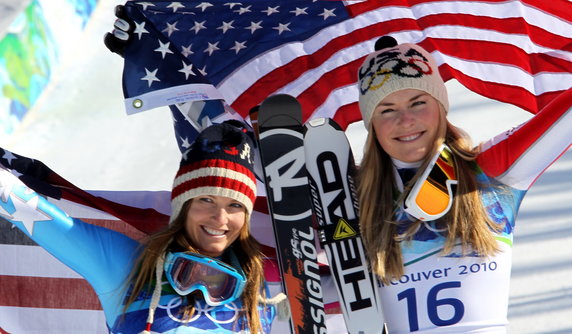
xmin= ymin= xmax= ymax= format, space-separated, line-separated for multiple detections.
xmin=357 ymin=36 xmax=449 ymax=129
xmin=171 ymin=121 xmax=257 ymax=221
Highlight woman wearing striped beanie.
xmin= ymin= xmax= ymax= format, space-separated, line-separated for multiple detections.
xmin=1 ymin=120 xmax=287 ymax=333
xmin=122 ymin=121 xmax=285 ymax=333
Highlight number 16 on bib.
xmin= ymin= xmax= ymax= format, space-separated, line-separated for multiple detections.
xmin=304 ymin=118 xmax=388 ymax=334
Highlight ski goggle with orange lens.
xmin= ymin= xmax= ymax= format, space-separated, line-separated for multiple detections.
xmin=403 ymin=144 xmax=457 ymax=221
xmin=164 ymin=251 xmax=246 ymax=306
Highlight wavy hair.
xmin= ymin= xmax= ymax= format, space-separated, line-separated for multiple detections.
xmin=358 ymin=107 xmax=503 ymax=284
xmin=123 ymin=199 xmax=266 ymax=333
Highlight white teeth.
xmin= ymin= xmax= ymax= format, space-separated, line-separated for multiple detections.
xmin=399 ymin=133 xmax=421 ymax=141
xmin=203 ymin=226 xmax=225 ymax=236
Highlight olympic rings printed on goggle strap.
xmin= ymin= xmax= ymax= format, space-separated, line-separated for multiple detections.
xmin=160 ymin=295 xmax=242 ymax=325
xmin=358 ymin=47 xmax=433 ymax=94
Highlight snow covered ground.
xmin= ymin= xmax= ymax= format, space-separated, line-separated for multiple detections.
xmin=4 ymin=0 xmax=572 ymax=333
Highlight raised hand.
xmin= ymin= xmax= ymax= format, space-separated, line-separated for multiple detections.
xmin=103 ymin=5 xmax=132 ymax=57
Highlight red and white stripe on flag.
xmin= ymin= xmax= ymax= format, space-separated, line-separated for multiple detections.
xmin=220 ymin=0 xmax=572 ymax=129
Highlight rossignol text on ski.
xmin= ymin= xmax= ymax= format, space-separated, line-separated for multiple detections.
xmin=256 ymin=94 xmax=328 ymax=334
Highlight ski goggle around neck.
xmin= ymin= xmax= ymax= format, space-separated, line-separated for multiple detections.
xmin=403 ymin=144 xmax=457 ymax=221
xmin=164 ymin=251 xmax=246 ymax=306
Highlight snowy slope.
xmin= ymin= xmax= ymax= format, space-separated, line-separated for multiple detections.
xmin=4 ymin=0 xmax=572 ymax=333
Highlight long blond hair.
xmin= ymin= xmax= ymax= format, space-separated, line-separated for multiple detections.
xmin=358 ymin=109 xmax=502 ymax=284
xmin=124 ymin=199 xmax=267 ymax=333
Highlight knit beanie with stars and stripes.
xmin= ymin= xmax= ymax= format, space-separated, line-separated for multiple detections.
xmin=170 ymin=121 xmax=257 ymax=221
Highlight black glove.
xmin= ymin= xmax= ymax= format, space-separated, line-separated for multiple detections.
xmin=103 ymin=5 xmax=132 ymax=57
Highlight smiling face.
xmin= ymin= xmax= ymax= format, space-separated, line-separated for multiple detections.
xmin=184 ymin=195 xmax=247 ymax=257
xmin=371 ymin=89 xmax=443 ymax=163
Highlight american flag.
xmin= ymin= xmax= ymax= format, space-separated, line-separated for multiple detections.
xmin=120 ymin=0 xmax=572 ymax=135
xmin=2 ymin=0 xmax=572 ymax=333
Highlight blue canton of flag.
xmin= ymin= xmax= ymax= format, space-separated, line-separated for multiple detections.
xmin=122 ymin=2 xmax=225 ymax=114
xmin=129 ymin=1 xmax=348 ymax=86
xmin=121 ymin=1 xmax=349 ymax=123
xmin=122 ymin=1 xmax=349 ymax=153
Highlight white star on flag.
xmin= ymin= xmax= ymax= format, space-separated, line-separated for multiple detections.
xmin=181 ymin=44 xmax=194 ymax=57
xmin=235 ymin=5 xmax=252 ymax=15
xmin=204 ymin=42 xmax=220 ymax=56
xmin=178 ymin=61 xmax=195 ymax=80
xmin=162 ymin=22 xmax=180 ymax=37
xmin=291 ymin=7 xmax=308 ymax=16
xmin=224 ymin=3 xmax=241 ymax=9
xmin=196 ymin=2 xmax=213 ymax=12
xmin=245 ymin=21 xmax=262 ymax=34
xmin=217 ymin=21 xmax=235 ymax=34
xmin=137 ymin=2 xmax=155 ymax=11
xmin=2 ymin=150 xmax=16 ymax=165
xmin=273 ymin=22 xmax=291 ymax=35
xmin=230 ymin=41 xmax=247 ymax=54
xmin=133 ymin=21 xmax=149 ymax=40
xmin=191 ymin=20 xmax=207 ymax=34
xmin=262 ymin=6 xmax=280 ymax=16
xmin=154 ymin=40 xmax=174 ymax=59
xmin=167 ymin=2 xmax=185 ymax=13
xmin=141 ymin=68 xmax=160 ymax=87
xmin=179 ymin=136 xmax=191 ymax=149
xmin=319 ymin=8 xmax=336 ymax=19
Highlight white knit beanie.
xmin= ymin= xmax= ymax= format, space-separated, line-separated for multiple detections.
xmin=357 ymin=36 xmax=449 ymax=129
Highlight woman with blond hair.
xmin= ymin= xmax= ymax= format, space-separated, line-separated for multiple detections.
xmin=1 ymin=121 xmax=281 ymax=333
xmin=357 ymin=36 xmax=572 ymax=333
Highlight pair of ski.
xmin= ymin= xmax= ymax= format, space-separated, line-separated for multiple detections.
xmin=256 ymin=94 xmax=388 ymax=334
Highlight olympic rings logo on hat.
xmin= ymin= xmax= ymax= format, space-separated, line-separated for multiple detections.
xmin=358 ymin=47 xmax=433 ymax=94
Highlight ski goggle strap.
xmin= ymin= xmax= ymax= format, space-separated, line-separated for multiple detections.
xmin=404 ymin=144 xmax=458 ymax=221
xmin=164 ymin=251 xmax=246 ymax=306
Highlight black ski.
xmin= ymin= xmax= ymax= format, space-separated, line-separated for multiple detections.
xmin=304 ymin=117 xmax=388 ymax=334
xmin=257 ymin=94 xmax=327 ymax=334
